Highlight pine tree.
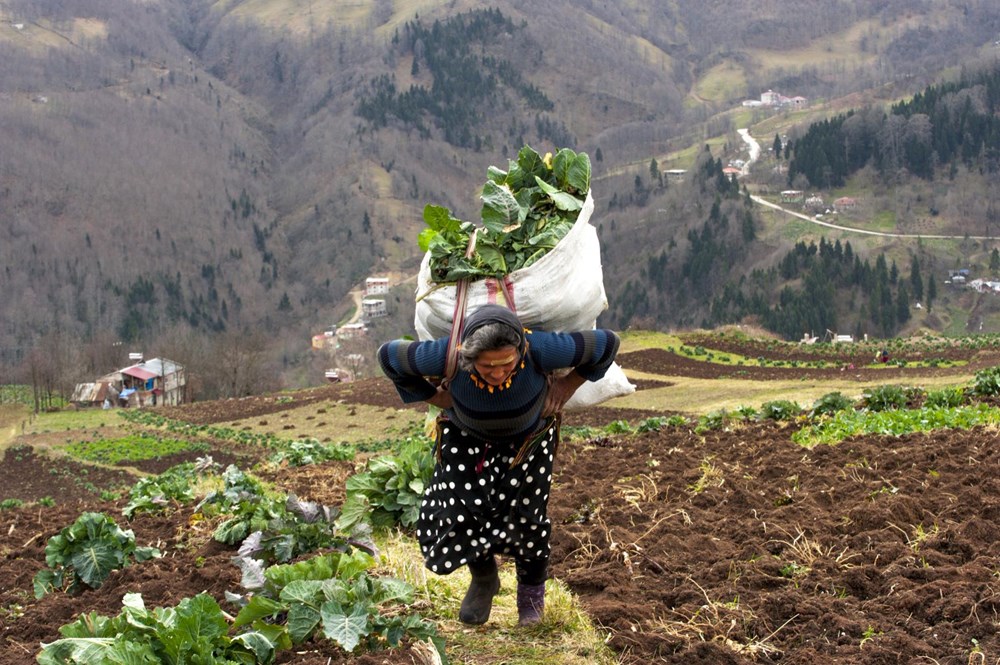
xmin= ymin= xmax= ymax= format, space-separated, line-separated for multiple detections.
xmin=909 ymin=256 xmax=924 ymax=302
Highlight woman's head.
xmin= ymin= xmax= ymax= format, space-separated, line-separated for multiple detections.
xmin=458 ymin=305 xmax=525 ymax=383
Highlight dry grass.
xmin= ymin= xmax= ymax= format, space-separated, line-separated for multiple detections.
xmin=648 ymin=577 xmax=793 ymax=660
xmin=377 ymin=530 xmax=620 ymax=664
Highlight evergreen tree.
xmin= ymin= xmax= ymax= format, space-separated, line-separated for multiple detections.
xmin=927 ymin=274 xmax=937 ymax=312
xmin=909 ymin=256 xmax=924 ymax=302
xmin=991 ymin=249 xmax=1000 ymax=276
xmin=896 ymin=284 xmax=911 ymax=325
xmin=772 ymin=134 xmax=782 ymax=157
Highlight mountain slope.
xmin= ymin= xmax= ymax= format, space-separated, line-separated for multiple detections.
xmin=2 ymin=0 xmax=999 ymax=392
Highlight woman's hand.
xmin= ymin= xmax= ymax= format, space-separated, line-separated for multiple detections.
xmin=426 ymin=385 xmax=453 ymax=410
xmin=542 ymin=371 xmax=587 ymax=417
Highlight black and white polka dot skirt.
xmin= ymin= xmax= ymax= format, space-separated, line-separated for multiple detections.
xmin=417 ymin=417 xmax=559 ymax=575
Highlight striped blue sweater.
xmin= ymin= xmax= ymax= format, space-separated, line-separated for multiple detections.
xmin=378 ymin=329 xmax=620 ymax=444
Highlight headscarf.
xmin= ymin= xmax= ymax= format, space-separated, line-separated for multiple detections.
xmin=461 ymin=304 xmax=526 ymax=354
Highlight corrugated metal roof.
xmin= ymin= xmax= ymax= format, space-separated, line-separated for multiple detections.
xmin=71 ymin=382 xmax=116 ymax=403
xmin=122 ymin=365 xmax=157 ymax=380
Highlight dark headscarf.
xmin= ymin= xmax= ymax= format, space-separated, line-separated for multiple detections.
xmin=461 ymin=304 xmax=526 ymax=352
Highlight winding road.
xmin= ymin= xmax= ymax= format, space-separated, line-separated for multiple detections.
xmin=736 ymin=128 xmax=999 ymax=241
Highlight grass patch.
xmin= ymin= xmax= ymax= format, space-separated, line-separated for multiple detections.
xmin=869 ymin=210 xmax=896 ymax=232
xmin=27 ymin=408 xmax=123 ymax=434
xmin=66 ymin=436 xmax=211 ymax=465
xmin=693 ymin=61 xmax=746 ymax=103
xmin=376 ymin=531 xmax=617 ymax=664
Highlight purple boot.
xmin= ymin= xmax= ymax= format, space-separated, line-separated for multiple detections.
xmin=516 ymin=582 xmax=545 ymax=626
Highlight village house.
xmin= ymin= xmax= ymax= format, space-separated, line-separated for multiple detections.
xmin=805 ymin=194 xmax=825 ymax=211
xmin=361 ymin=298 xmax=387 ymax=320
xmin=365 ymin=276 xmax=389 ymax=296
xmin=834 ymin=196 xmax=857 ymax=212
xmin=780 ymin=190 xmax=805 ymax=204
xmin=743 ymin=90 xmax=809 ymax=109
xmin=72 ymin=357 xmax=186 ymax=408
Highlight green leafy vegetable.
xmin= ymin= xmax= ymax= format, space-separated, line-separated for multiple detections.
xmin=336 ymin=436 xmax=435 ymax=531
xmin=421 ymin=144 xmax=591 ymax=283
xmin=33 ymin=512 xmax=161 ymax=598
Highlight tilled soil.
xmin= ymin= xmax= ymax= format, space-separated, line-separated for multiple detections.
xmin=2 ymin=344 xmax=1000 ymax=663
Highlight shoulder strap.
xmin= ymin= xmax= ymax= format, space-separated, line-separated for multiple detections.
xmin=441 ymin=234 xmax=520 ymax=386
xmin=442 ymin=230 xmax=479 ymax=385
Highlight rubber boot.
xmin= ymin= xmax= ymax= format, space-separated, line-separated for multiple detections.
xmin=459 ymin=557 xmax=500 ymax=625
xmin=516 ymin=581 xmax=545 ymax=626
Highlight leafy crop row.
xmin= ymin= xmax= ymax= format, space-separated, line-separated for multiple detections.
xmin=32 ymin=450 xmax=447 ymax=662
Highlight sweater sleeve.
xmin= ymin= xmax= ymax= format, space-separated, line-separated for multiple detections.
xmin=528 ymin=329 xmax=621 ymax=382
xmin=377 ymin=337 xmax=450 ymax=403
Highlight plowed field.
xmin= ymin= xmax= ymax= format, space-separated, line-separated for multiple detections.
xmin=3 ymin=336 xmax=1000 ymax=664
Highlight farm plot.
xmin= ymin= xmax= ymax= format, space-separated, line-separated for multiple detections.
xmin=2 ymin=334 xmax=1000 ymax=664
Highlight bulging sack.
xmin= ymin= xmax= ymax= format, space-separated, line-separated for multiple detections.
xmin=414 ymin=191 xmax=635 ymax=410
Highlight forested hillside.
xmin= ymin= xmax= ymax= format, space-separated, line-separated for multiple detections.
xmin=1 ymin=0 xmax=999 ymax=397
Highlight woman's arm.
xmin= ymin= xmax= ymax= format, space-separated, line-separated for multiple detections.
xmin=377 ymin=338 xmax=450 ymax=403
xmin=542 ymin=370 xmax=587 ymax=416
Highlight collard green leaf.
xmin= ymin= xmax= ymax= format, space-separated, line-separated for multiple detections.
xmin=234 ymin=595 xmax=285 ymax=628
xmin=70 ymin=543 xmax=122 ymax=588
xmin=486 ymin=165 xmax=508 ymax=184
xmin=231 ymin=629 xmax=280 ymax=665
xmin=37 ymin=638 xmax=120 ymax=665
xmin=417 ymin=228 xmax=439 ymax=253
xmin=474 ymin=243 xmax=507 ymax=275
xmin=422 ymin=204 xmax=464 ymax=233
xmin=371 ymin=577 xmax=414 ymax=605
xmin=321 ymin=602 xmax=371 ymax=653
xmin=534 ymin=176 xmax=583 ymax=212
xmin=480 ymin=181 xmax=521 ymax=232
xmin=514 ymin=145 xmax=547 ymax=187
xmin=567 ymin=152 xmax=592 ymax=193
xmin=157 ymin=594 xmax=230 ymax=662
xmin=287 ymin=601 xmax=322 ymax=644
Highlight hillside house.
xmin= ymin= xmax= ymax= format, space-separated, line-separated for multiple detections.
xmin=722 ymin=166 xmax=741 ymax=180
xmin=336 ymin=322 xmax=368 ymax=339
xmin=663 ymin=169 xmax=687 ymax=182
xmin=72 ymin=357 xmax=186 ymax=408
xmin=834 ymin=196 xmax=857 ymax=211
xmin=362 ymin=298 xmax=387 ymax=320
xmin=805 ymin=195 xmax=825 ymax=211
xmin=119 ymin=357 xmax=186 ymax=407
xmin=312 ymin=329 xmax=338 ymax=350
xmin=70 ymin=379 xmax=119 ymax=408
xmin=780 ymin=190 xmax=804 ymax=204
xmin=365 ymin=276 xmax=389 ymax=296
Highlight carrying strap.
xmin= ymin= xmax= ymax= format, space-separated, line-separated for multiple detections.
xmin=442 ymin=230 xmax=517 ymax=386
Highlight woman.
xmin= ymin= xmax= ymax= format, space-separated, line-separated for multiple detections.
xmin=377 ymin=304 xmax=620 ymax=627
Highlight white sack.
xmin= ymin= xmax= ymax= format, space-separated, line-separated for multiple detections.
xmin=414 ymin=190 xmax=635 ymax=409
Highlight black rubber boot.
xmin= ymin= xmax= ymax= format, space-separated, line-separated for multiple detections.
xmin=459 ymin=557 xmax=501 ymax=625
xmin=516 ymin=582 xmax=545 ymax=626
